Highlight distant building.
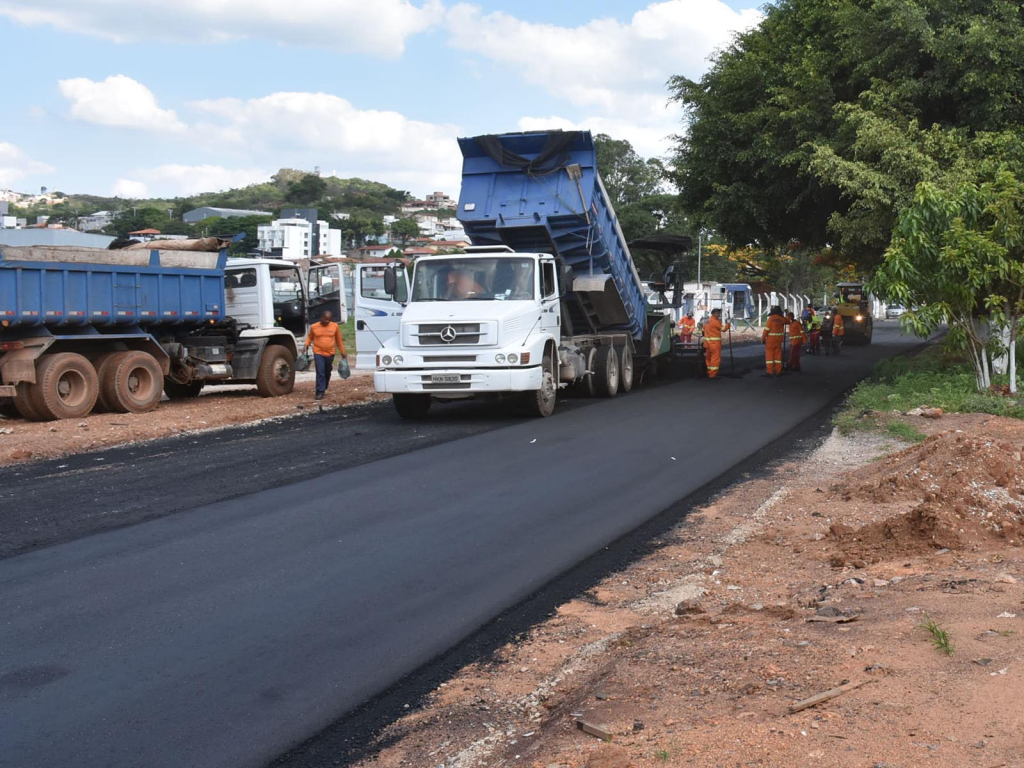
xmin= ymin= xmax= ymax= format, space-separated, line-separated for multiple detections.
xmin=354 ymin=244 xmax=394 ymax=259
xmin=1 ymin=215 xmax=17 ymax=229
xmin=77 ymin=210 xmax=115 ymax=232
xmin=258 ymin=216 xmax=342 ymax=261
xmin=0 ymin=202 xmax=7 ymax=216
xmin=128 ymin=228 xmax=162 ymax=242
xmin=182 ymin=207 xmax=269 ymax=224
xmin=426 ymin=191 xmax=453 ymax=209
xmin=0 ymin=228 xmax=114 ymax=248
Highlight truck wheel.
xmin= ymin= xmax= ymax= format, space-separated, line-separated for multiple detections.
xmin=99 ymin=351 xmax=163 ymax=413
xmin=256 ymin=345 xmax=296 ymax=397
xmin=581 ymin=347 xmax=598 ymax=397
xmin=619 ymin=345 xmax=634 ymax=393
xmin=163 ymin=379 xmax=204 ymax=399
xmin=28 ymin=352 xmax=99 ymax=421
xmin=524 ymin=354 xmax=556 ymax=417
xmin=12 ymin=383 xmax=45 ymax=421
xmin=594 ymin=345 xmax=619 ymax=398
xmin=393 ymin=393 xmax=431 ymax=419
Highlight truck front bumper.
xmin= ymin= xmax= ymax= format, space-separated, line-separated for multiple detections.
xmin=374 ymin=366 xmax=543 ymax=395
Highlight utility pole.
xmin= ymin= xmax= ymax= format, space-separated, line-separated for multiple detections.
xmin=697 ymin=230 xmax=704 ymax=285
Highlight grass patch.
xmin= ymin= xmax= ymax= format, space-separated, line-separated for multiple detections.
xmin=835 ymin=346 xmax=1024 ymax=437
xmin=919 ymin=614 xmax=955 ymax=655
xmin=341 ymin=317 xmax=357 ymax=355
xmin=655 ymin=750 xmax=671 ymax=762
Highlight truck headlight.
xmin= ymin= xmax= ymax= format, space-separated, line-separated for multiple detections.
xmin=382 ymin=355 xmax=393 ymax=366
xmin=507 ymin=353 xmax=519 ymax=364
xmin=856 ymin=315 xmax=864 ymax=322
xmin=495 ymin=354 xmax=506 ymax=364
xmin=394 ymin=355 xmax=404 ymax=365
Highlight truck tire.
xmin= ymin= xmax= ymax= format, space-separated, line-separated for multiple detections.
xmin=580 ymin=347 xmax=598 ymax=398
xmin=27 ymin=352 xmax=99 ymax=421
xmin=256 ymin=345 xmax=296 ymax=397
xmin=99 ymin=351 xmax=163 ymax=413
xmin=619 ymin=345 xmax=634 ymax=393
xmin=594 ymin=345 xmax=619 ymax=398
xmin=12 ymin=382 xmax=45 ymax=421
xmin=393 ymin=393 xmax=431 ymax=419
xmin=163 ymin=379 xmax=204 ymax=399
xmin=524 ymin=353 xmax=556 ymax=417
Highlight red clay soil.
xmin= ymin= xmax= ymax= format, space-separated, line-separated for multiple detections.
xmin=0 ymin=375 xmax=385 ymax=467
xmin=353 ymin=414 xmax=1024 ymax=768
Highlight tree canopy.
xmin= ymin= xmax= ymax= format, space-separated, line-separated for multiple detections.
xmin=670 ymin=0 xmax=1024 ymax=268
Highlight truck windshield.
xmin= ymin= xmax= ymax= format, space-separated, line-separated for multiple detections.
xmin=270 ymin=268 xmax=303 ymax=302
xmin=412 ymin=258 xmax=535 ymax=302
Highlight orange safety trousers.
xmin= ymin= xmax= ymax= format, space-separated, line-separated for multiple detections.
xmin=705 ymin=342 xmax=722 ymax=378
xmin=764 ymin=339 xmax=783 ymax=375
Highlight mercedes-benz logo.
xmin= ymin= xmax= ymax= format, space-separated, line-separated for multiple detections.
xmin=439 ymin=325 xmax=458 ymax=343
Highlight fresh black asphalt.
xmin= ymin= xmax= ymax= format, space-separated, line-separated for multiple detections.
xmin=1 ymin=326 xmax=922 ymax=768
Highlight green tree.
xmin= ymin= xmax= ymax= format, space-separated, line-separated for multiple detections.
xmin=873 ymin=173 xmax=1024 ymax=391
xmin=286 ymin=174 xmax=328 ymax=205
xmin=594 ymin=134 xmax=663 ymax=207
xmin=671 ymin=0 xmax=1024 ymax=267
xmin=390 ymin=217 xmax=421 ymax=245
xmin=198 ymin=214 xmax=272 ymax=253
xmin=104 ymin=207 xmax=172 ymax=237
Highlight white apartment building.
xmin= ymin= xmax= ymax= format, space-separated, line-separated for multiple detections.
xmin=77 ymin=210 xmax=115 ymax=232
xmin=258 ymin=218 xmax=342 ymax=260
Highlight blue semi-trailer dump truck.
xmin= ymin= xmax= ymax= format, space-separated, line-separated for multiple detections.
xmin=0 ymin=240 xmax=343 ymax=421
xmin=373 ymin=130 xmax=677 ymax=418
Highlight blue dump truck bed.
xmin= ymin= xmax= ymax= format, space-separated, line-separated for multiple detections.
xmin=0 ymin=245 xmax=227 ymax=332
xmin=457 ymin=131 xmax=647 ymax=341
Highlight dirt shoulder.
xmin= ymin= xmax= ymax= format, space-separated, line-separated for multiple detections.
xmin=354 ymin=413 xmax=1024 ymax=768
xmin=0 ymin=372 xmax=385 ymax=467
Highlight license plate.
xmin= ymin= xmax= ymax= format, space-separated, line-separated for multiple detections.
xmin=430 ymin=373 xmax=462 ymax=384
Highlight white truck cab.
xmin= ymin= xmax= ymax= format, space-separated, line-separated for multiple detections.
xmin=374 ymin=246 xmax=563 ymax=418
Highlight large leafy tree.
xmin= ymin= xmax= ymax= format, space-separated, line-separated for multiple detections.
xmin=671 ymin=0 xmax=1024 ymax=268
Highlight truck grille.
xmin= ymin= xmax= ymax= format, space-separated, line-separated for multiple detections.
xmin=414 ymin=323 xmax=482 ymax=345
xmin=423 ymin=355 xmax=477 ymax=363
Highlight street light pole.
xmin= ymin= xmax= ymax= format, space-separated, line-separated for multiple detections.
xmin=697 ymin=230 xmax=703 ymax=285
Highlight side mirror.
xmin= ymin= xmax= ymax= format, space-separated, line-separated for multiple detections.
xmin=383 ymin=266 xmax=398 ymax=298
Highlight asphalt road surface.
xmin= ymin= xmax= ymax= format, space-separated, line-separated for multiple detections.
xmin=1 ymin=325 xmax=923 ymax=768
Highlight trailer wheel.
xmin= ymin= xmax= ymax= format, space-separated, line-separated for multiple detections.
xmin=619 ymin=345 xmax=634 ymax=393
xmin=594 ymin=345 xmax=619 ymax=398
xmin=28 ymin=352 xmax=99 ymax=421
xmin=524 ymin=353 xmax=556 ymax=417
xmin=393 ymin=393 xmax=431 ymax=419
xmin=163 ymin=379 xmax=204 ymax=399
xmin=256 ymin=344 xmax=296 ymax=397
xmin=99 ymin=351 xmax=163 ymax=413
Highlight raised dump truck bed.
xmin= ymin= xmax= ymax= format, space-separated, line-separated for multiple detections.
xmin=457 ymin=131 xmax=648 ymax=342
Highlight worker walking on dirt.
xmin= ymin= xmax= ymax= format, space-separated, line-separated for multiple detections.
xmin=787 ymin=311 xmax=805 ymax=372
xmin=762 ymin=306 xmax=786 ymax=376
xmin=303 ymin=310 xmax=347 ymax=401
xmin=702 ymin=308 xmax=731 ymax=379
xmin=678 ymin=312 xmax=696 ymax=343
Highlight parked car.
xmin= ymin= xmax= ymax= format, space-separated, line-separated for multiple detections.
xmin=886 ymin=304 xmax=905 ymax=319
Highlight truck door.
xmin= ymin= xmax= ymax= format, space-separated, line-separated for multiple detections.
xmin=539 ymin=259 xmax=560 ymax=338
xmin=307 ymin=264 xmax=347 ymax=324
xmin=353 ymin=263 xmax=408 ymax=369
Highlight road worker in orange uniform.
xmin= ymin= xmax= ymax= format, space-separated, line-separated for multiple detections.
xmin=762 ymin=306 xmax=786 ymax=376
xmin=832 ymin=311 xmax=845 ymax=353
xmin=702 ymin=308 xmax=731 ymax=379
xmin=678 ymin=312 xmax=696 ymax=343
xmin=787 ymin=311 xmax=805 ymax=372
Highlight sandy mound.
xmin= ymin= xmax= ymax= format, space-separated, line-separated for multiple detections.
xmin=828 ymin=429 xmax=1024 ymax=564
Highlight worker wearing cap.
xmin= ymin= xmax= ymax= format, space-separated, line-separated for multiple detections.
xmin=678 ymin=312 xmax=696 ymax=343
xmin=787 ymin=311 xmax=805 ymax=372
xmin=762 ymin=306 xmax=786 ymax=376
xmin=702 ymin=308 xmax=730 ymax=379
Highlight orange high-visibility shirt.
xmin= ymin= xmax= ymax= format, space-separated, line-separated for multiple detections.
xmin=703 ymin=316 xmax=730 ymax=343
xmin=833 ymin=314 xmax=845 ymax=335
xmin=305 ymin=321 xmax=345 ymax=357
xmin=762 ymin=314 xmax=787 ymax=342
xmin=678 ymin=317 xmax=696 ymax=331
xmin=788 ymin=319 xmax=805 ymax=342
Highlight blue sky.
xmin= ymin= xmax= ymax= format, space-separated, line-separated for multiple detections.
xmin=0 ymin=0 xmax=762 ymax=200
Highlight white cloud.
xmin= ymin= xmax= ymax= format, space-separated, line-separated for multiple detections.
xmin=189 ymin=92 xmax=463 ymax=194
xmin=1 ymin=0 xmax=443 ymax=57
xmin=59 ymin=75 xmax=186 ymax=133
xmin=111 ymin=178 xmax=149 ymax=198
xmin=447 ymin=1 xmax=761 ymax=111
xmin=0 ymin=142 xmax=55 ymax=187
xmin=516 ymin=115 xmax=674 ymax=161
xmin=113 ymin=165 xmax=269 ymax=198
